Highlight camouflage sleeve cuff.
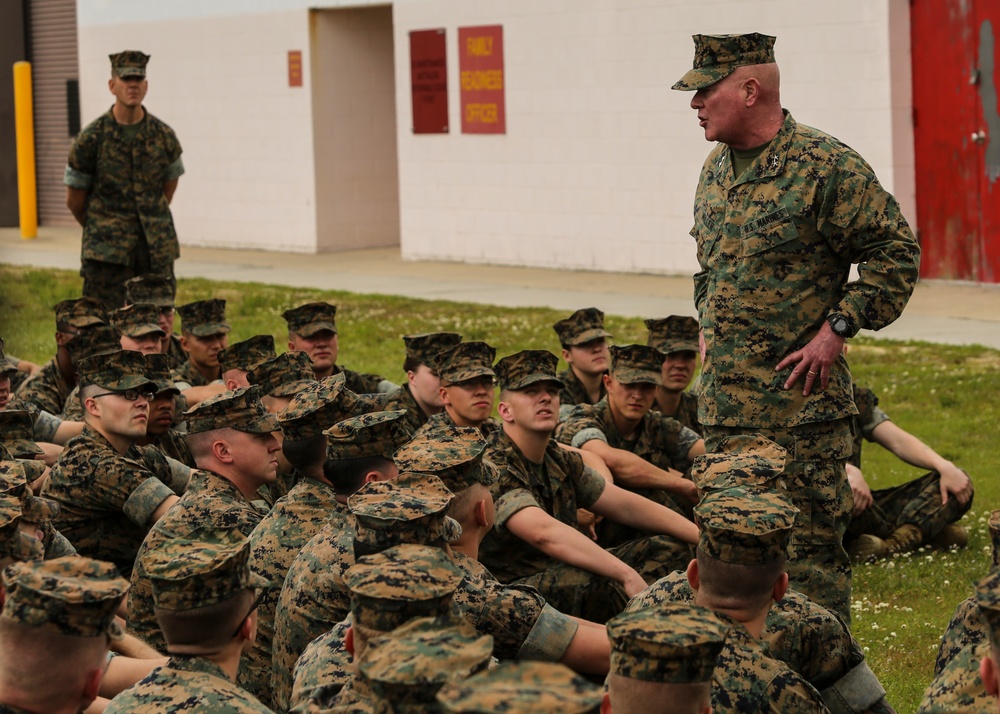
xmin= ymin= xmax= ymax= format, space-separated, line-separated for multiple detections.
xmin=819 ymin=660 xmax=887 ymax=714
xmin=164 ymin=457 xmax=192 ymax=495
xmin=64 ymin=165 xmax=93 ymax=189
xmin=494 ymin=488 xmax=542 ymax=531
xmin=676 ymin=425 xmax=701 ymax=459
xmin=516 ymin=604 xmax=579 ymax=662
xmin=123 ymin=477 xmax=175 ymax=527
xmin=570 ymin=428 xmax=607 ymax=449
xmin=862 ymin=407 xmax=891 ymax=441
xmin=576 ymin=466 xmax=607 ymax=510
xmin=32 ymin=410 xmax=62 ymax=442
xmin=174 ymin=380 xmax=194 ymax=391
xmin=165 ymin=156 xmax=185 ymax=181
xmin=376 ymin=379 xmax=399 ymax=394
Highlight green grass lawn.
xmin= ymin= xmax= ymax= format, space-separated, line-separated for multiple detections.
xmin=2 ymin=264 xmax=997 ymax=713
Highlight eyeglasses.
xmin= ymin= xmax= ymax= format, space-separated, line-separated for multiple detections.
xmin=231 ymin=589 xmax=267 ymax=637
xmin=91 ymin=389 xmax=155 ymax=402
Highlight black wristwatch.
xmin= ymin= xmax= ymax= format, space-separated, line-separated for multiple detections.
xmin=827 ymin=313 xmax=855 ymax=338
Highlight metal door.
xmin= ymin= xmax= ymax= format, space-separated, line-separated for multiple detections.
xmin=912 ymin=0 xmax=999 ymax=282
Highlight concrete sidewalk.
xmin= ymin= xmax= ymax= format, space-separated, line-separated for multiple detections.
xmin=3 ymin=226 xmax=999 ymax=349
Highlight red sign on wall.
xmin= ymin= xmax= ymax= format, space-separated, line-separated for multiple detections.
xmin=409 ymin=29 xmax=449 ymax=134
xmin=288 ymin=51 xmax=303 ymax=88
xmin=459 ymin=25 xmax=505 ymax=134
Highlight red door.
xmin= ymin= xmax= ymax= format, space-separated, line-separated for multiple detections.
xmin=912 ymin=0 xmax=1000 ymax=282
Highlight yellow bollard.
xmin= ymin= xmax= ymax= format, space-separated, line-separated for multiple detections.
xmin=13 ymin=61 xmax=37 ymax=239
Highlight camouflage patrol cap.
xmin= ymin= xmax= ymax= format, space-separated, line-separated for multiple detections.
xmin=277 ymin=374 xmax=390 ymax=441
xmin=0 ymin=496 xmax=48 ymax=562
xmin=54 ymin=297 xmax=107 ymax=329
xmin=436 ymin=661 xmax=602 ymax=713
xmin=348 ymin=474 xmax=461 ymax=550
xmin=694 ymin=486 xmax=798 ymax=564
xmin=65 ymin=324 xmax=122 ymax=364
xmin=145 ymin=527 xmax=270 ymax=612
xmin=990 ymin=510 xmax=1000 ymax=568
xmin=976 ymin=568 xmax=1000 ymax=648
xmin=219 ymin=335 xmax=277 ymax=375
xmin=0 ymin=487 xmax=60 ymax=532
xmin=0 ymin=460 xmax=60 ymax=526
xmin=607 ymin=603 xmax=727 ymax=683
xmin=144 ymin=353 xmax=179 ymax=396
xmin=690 ymin=434 xmax=787 ymax=492
xmin=325 ymin=410 xmax=413 ymax=460
xmin=432 ymin=342 xmax=496 ymax=387
xmin=494 ymin=350 xmax=564 ymax=391
xmin=283 ymin=302 xmax=338 ymax=337
xmin=111 ymin=303 xmax=165 ymax=338
xmin=393 ymin=426 xmax=497 ymax=492
xmin=0 ymin=411 xmax=43 ymax=457
xmin=362 ymin=617 xmax=493 ymax=711
xmin=176 ymin=298 xmax=230 ymax=337
xmin=404 ymin=332 xmax=463 ymax=365
xmin=125 ymin=273 xmax=176 ymax=308
xmin=1 ymin=556 xmax=128 ymax=639
xmin=247 ymin=351 xmax=316 ymax=398
xmin=184 ymin=385 xmax=279 ymax=434
xmin=672 ymin=33 xmax=777 ymax=91
xmin=343 ymin=544 xmax=463 ymax=631
xmin=610 ymin=344 xmax=664 ymax=385
xmin=109 ymin=50 xmax=150 ymax=79
xmin=553 ymin=308 xmax=612 ymax=347
xmin=76 ymin=349 xmax=157 ymax=393
xmin=644 ymin=315 xmax=699 ymax=355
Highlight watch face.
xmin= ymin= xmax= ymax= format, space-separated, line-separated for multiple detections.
xmin=833 ymin=318 xmax=848 ymax=334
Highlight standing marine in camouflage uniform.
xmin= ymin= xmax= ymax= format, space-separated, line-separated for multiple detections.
xmin=127 ymin=386 xmax=279 ymax=650
xmin=382 ymin=332 xmax=463 ymax=434
xmin=557 ymin=344 xmax=703 ymax=525
xmin=10 ymin=297 xmax=107 ymax=416
xmin=845 ymin=381 xmax=973 ymax=561
xmin=553 ymin=308 xmax=612 ymax=420
xmin=673 ymin=33 xmax=920 ymax=623
xmin=605 ymin=603 xmax=727 ymax=714
xmin=414 ymin=341 xmax=500 ymax=439
xmin=436 ymin=661 xmax=602 ymax=713
xmin=244 ymin=380 xmax=394 ymax=707
xmin=482 ymin=349 xmax=698 ymax=623
xmin=283 ymin=302 xmax=393 ymax=393
xmin=645 ymin=315 xmax=702 ymax=434
xmin=42 ymin=350 xmax=185 ymax=575
xmin=106 ymin=529 xmax=272 ymax=713
xmin=65 ymin=51 xmax=184 ymax=310
xmin=0 ymin=556 xmax=129 ymax=714
xmin=125 ymin=273 xmax=186 ymax=368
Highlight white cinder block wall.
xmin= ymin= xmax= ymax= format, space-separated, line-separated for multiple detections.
xmin=75 ymin=0 xmax=914 ymax=272
xmin=394 ymin=0 xmax=915 ymax=275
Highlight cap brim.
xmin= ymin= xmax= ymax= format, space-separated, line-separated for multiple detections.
xmin=294 ymin=322 xmax=337 ymax=337
xmin=68 ymin=316 xmax=107 ymax=328
xmin=565 ymin=328 xmax=612 ymax=347
xmin=104 ymin=377 xmax=160 ymax=393
xmin=9 ymin=439 xmax=43 ymax=457
xmin=269 ymin=380 xmax=316 ymax=398
xmin=442 ymin=367 xmax=496 ymax=386
xmin=234 ymin=412 xmax=281 ymax=434
xmin=613 ymin=370 xmax=661 ymax=385
xmin=122 ymin=324 xmax=166 ymax=338
xmin=672 ymin=66 xmax=731 ymax=91
xmin=505 ymin=374 xmax=565 ymax=391
xmin=189 ymin=323 xmax=231 ymax=337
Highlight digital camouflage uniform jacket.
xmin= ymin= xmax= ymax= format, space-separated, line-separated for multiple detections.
xmin=557 ymin=368 xmax=605 ymax=409
xmin=9 ymin=358 xmax=72 ymax=416
xmin=480 ymin=429 xmax=605 ymax=583
xmin=692 ymin=111 xmax=919 ymax=428
xmin=65 ymin=107 xmax=182 ymax=270
xmin=412 ymin=410 xmax=500 ymax=441
xmin=42 ymin=426 xmax=181 ymax=576
xmin=329 ymin=365 xmax=384 ymax=396
xmin=290 ymin=620 xmax=353 ymax=711
xmin=127 ymin=469 xmax=265 ymax=650
xmin=655 ymin=390 xmax=702 ymax=436
xmin=171 ymin=359 xmax=219 ymax=388
xmin=918 ymin=596 xmax=992 ymax=713
xmin=103 ymin=656 xmax=273 ymax=713
xmin=244 ymin=477 xmax=343 ymax=707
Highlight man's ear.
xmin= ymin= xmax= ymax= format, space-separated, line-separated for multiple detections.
xmin=496 ymin=400 xmax=513 ymax=423
xmin=179 ymin=334 xmax=191 ymax=354
xmin=600 ymin=691 xmax=612 ymax=714
xmin=772 ymin=572 xmax=789 ymax=603
xmin=439 ymin=387 xmax=451 ymax=406
xmin=475 ymin=499 xmax=489 ymax=528
xmin=602 ymin=373 xmax=613 ymax=389
xmin=82 ymin=666 xmax=104 ymax=704
xmin=686 ymin=558 xmax=700 ymax=591
xmin=981 ymin=654 xmax=1000 ymax=696
xmin=345 ymin=626 xmax=355 ymax=656
xmin=743 ymin=77 xmax=761 ymax=105
xmin=212 ymin=438 xmax=234 ymax=464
